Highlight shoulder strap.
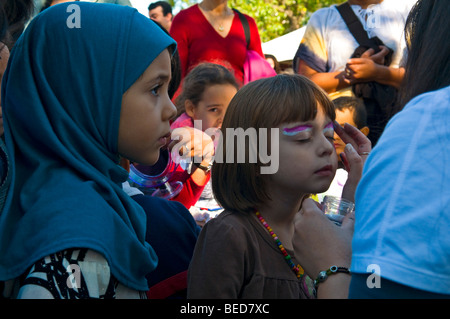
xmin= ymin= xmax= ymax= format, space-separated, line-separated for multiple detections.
xmin=336 ymin=2 xmax=374 ymax=49
xmin=233 ymin=8 xmax=250 ymax=48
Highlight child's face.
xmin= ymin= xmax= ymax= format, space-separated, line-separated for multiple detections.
xmin=273 ymin=105 xmax=338 ymax=196
xmin=118 ymin=49 xmax=176 ymax=165
xmin=333 ymin=108 xmax=357 ymax=159
xmin=186 ymin=83 xmax=237 ymax=131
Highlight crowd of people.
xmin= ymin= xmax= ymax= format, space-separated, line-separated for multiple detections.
xmin=0 ymin=0 xmax=448 ymax=300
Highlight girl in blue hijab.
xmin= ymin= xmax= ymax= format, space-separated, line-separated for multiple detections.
xmin=0 ymin=2 xmax=177 ymax=298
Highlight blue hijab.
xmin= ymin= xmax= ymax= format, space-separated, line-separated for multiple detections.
xmin=0 ymin=2 xmax=176 ymax=291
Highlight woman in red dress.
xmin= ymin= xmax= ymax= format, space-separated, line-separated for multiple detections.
xmin=170 ymin=0 xmax=264 ymax=88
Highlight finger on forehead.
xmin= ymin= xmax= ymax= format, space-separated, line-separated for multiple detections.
xmin=343 ymin=123 xmax=369 ymax=145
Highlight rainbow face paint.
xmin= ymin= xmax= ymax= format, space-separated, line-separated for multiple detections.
xmin=323 ymin=122 xmax=334 ymax=135
xmin=282 ymin=125 xmax=312 ymax=136
xmin=282 ymin=122 xmax=334 ymax=136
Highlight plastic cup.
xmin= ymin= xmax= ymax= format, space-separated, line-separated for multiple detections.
xmin=321 ymin=195 xmax=354 ymax=226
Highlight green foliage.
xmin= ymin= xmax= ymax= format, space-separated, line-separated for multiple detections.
xmin=174 ymin=0 xmax=345 ymax=42
xmin=231 ymin=0 xmax=345 ymax=42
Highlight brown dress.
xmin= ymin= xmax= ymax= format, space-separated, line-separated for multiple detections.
xmin=187 ymin=210 xmax=316 ymax=299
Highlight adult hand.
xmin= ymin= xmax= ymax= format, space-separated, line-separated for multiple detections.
xmin=360 ymin=45 xmax=390 ymax=65
xmin=333 ymin=122 xmax=371 ymax=165
xmin=345 ymin=57 xmax=379 ymax=83
xmin=333 ymin=122 xmax=371 ymax=201
xmin=293 ymin=198 xmax=354 ymax=280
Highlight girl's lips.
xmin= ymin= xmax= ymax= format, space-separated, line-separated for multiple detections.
xmin=158 ymin=132 xmax=171 ymax=147
xmin=315 ymin=165 xmax=333 ymax=176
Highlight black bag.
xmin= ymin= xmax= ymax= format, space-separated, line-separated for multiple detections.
xmin=337 ymin=2 xmax=398 ymax=145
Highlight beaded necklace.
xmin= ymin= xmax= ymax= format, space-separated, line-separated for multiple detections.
xmin=255 ymin=211 xmax=304 ymax=279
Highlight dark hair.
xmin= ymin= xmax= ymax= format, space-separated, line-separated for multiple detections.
xmin=396 ymin=0 xmax=450 ymax=112
xmin=174 ymin=63 xmax=239 ymax=117
xmin=332 ymin=96 xmax=367 ymax=129
xmin=41 ymin=0 xmax=82 ymax=12
xmin=148 ymin=1 xmax=172 ymax=16
xmin=264 ymin=54 xmax=280 ymax=74
xmin=3 ymin=0 xmax=34 ymax=48
xmin=212 ymin=74 xmax=335 ymax=214
xmin=0 ymin=5 xmax=8 ymax=44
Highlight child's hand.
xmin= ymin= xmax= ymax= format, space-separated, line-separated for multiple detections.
xmin=170 ymin=126 xmax=215 ymax=166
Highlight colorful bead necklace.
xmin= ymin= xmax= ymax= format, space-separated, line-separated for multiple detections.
xmin=255 ymin=211 xmax=304 ymax=279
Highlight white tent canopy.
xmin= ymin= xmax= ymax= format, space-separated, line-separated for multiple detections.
xmin=262 ymin=26 xmax=306 ymax=62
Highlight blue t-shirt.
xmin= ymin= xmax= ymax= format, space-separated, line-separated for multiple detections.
xmin=351 ymin=86 xmax=450 ymax=295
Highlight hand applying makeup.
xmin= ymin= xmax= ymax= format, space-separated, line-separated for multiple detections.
xmin=333 ymin=121 xmax=372 ymax=202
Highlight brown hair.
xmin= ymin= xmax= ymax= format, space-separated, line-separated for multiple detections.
xmin=211 ymin=74 xmax=335 ymax=213
xmin=174 ymin=62 xmax=239 ymax=117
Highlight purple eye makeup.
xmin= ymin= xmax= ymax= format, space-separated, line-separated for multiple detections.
xmin=282 ymin=125 xmax=312 ymax=136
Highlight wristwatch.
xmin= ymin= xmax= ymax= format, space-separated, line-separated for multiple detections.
xmin=195 ymin=162 xmax=212 ymax=173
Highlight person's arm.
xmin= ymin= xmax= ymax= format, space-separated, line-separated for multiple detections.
xmin=169 ymin=166 xmax=209 ymax=209
xmin=298 ymin=60 xmax=351 ymax=94
xmin=294 ymin=8 xmax=354 ymax=94
xmin=168 ymin=126 xmax=214 ymax=208
xmin=294 ymin=199 xmax=354 ymax=299
xmin=170 ymin=126 xmax=214 ymax=186
xmin=316 ymin=270 xmax=352 ymax=299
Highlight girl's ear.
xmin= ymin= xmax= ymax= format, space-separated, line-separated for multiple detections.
xmin=184 ymin=99 xmax=196 ymax=118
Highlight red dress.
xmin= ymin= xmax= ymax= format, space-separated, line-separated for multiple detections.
xmin=170 ymin=4 xmax=264 ymax=86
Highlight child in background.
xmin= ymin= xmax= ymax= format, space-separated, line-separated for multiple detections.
xmin=187 ymin=75 xmax=369 ymax=298
xmin=169 ymin=63 xmax=238 ymax=212
xmin=317 ymin=96 xmax=370 ymax=202
xmin=0 ymin=3 xmax=177 ymax=298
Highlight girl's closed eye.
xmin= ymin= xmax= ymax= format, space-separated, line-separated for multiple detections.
xmin=296 ymin=132 xmax=313 ymax=143
xmin=323 ymin=122 xmax=335 ymax=141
